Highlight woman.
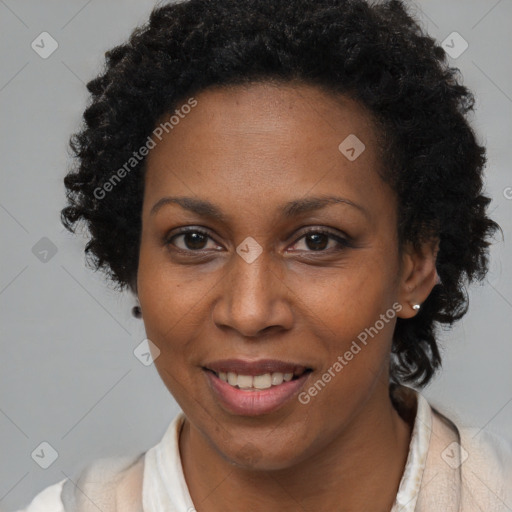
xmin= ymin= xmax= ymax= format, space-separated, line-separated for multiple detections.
xmin=17 ymin=0 xmax=511 ymax=510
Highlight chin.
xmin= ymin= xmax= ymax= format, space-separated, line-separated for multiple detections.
xmin=215 ymin=435 xmax=307 ymax=472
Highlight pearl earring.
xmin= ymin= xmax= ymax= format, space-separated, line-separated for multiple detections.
xmin=412 ymin=304 xmax=420 ymax=311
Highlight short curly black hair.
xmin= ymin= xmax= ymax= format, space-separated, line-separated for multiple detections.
xmin=61 ymin=0 xmax=501 ymax=387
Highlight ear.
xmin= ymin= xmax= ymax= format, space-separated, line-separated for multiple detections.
xmin=396 ymin=237 xmax=440 ymax=319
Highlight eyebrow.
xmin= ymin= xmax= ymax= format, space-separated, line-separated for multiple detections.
xmin=149 ymin=194 xmax=368 ymax=221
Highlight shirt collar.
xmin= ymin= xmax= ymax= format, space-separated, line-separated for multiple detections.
xmin=143 ymin=412 xmax=194 ymax=511
xmin=391 ymin=386 xmax=432 ymax=512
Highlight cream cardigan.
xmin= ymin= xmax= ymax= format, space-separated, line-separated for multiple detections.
xmin=15 ymin=386 xmax=512 ymax=511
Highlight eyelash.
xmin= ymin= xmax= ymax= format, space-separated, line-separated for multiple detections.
xmin=165 ymin=226 xmax=352 ymax=255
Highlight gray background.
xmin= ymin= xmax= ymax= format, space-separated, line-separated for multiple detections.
xmin=1 ymin=0 xmax=511 ymax=510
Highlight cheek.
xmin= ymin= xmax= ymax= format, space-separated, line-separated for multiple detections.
xmin=296 ymin=281 xmax=397 ymax=425
xmin=294 ymin=255 xmax=397 ymax=341
xmin=137 ymin=252 xmax=205 ymax=410
xmin=291 ymin=249 xmax=399 ymax=394
xmin=137 ymin=246 xmax=193 ymax=381
xmin=137 ymin=241 xmax=210 ymax=338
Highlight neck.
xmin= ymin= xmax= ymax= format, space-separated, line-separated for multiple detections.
xmin=180 ymin=385 xmax=413 ymax=512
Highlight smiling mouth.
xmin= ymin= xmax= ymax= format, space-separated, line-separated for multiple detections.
xmin=204 ymin=368 xmax=312 ymax=391
xmin=203 ymin=360 xmax=314 ymax=415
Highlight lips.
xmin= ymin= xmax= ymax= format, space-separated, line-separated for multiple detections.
xmin=203 ymin=359 xmax=312 ymax=415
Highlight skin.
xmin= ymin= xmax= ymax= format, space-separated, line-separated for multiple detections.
xmin=136 ymin=81 xmax=439 ymax=512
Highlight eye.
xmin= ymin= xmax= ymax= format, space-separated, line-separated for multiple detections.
xmin=166 ymin=228 xmax=220 ymax=252
xmin=288 ymin=228 xmax=351 ymax=253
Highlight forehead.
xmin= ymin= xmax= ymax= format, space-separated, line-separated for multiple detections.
xmin=151 ymin=81 xmax=379 ymax=152
xmin=142 ymin=82 xmax=388 ymax=221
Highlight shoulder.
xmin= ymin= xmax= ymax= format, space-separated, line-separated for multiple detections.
xmin=459 ymin=426 xmax=512 ymax=511
xmin=13 ymin=479 xmax=66 ymax=512
xmin=409 ymin=391 xmax=512 ymax=512
xmin=459 ymin=425 xmax=512 ymax=483
xmin=15 ymin=452 xmax=145 ymax=512
xmin=431 ymin=408 xmax=512 ymax=511
xmin=61 ymin=452 xmax=145 ymax=511
xmin=425 ymin=396 xmax=512 ymax=479
xmin=461 ymin=425 xmax=512 ymax=460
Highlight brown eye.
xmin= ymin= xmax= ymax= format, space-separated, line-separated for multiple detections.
xmin=303 ymin=233 xmax=330 ymax=251
xmin=166 ymin=229 xmax=217 ymax=251
xmin=180 ymin=232 xmax=209 ymax=250
xmin=290 ymin=229 xmax=351 ymax=253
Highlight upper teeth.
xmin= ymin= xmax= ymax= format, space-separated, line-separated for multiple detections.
xmin=218 ymin=371 xmax=294 ymax=390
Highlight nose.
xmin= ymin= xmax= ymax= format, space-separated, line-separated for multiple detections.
xmin=211 ymin=247 xmax=294 ymax=339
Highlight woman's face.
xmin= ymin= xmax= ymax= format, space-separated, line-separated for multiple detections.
xmin=138 ymin=82 xmax=410 ymax=470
